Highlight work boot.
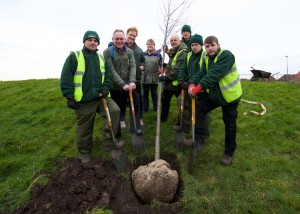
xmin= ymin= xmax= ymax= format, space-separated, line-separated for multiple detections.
xmin=172 ymin=125 xmax=182 ymax=132
xmin=103 ymin=141 xmax=125 ymax=152
xmin=180 ymin=138 xmax=193 ymax=147
xmin=120 ymin=121 xmax=126 ymax=129
xmin=220 ymin=154 xmax=233 ymax=166
xmin=80 ymin=154 xmax=91 ymax=164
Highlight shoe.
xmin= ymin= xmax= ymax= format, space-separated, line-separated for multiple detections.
xmin=120 ymin=121 xmax=126 ymax=129
xmin=220 ymin=155 xmax=232 ymax=166
xmin=81 ymin=156 xmax=91 ymax=164
xmin=140 ymin=119 xmax=145 ymax=127
xmin=103 ymin=141 xmax=125 ymax=152
xmin=196 ymin=143 xmax=204 ymax=151
xmin=180 ymin=138 xmax=193 ymax=147
xmin=172 ymin=125 xmax=182 ymax=132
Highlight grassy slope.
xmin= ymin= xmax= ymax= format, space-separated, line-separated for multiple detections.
xmin=0 ymin=79 xmax=299 ymax=213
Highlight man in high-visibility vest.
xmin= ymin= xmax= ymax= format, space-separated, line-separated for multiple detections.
xmin=175 ymin=34 xmax=211 ymax=141
xmin=188 ymin=36 xmax=242 ymax=166
xmin=60 ymin=30 xmax=125 ymax=164
xmin=159 ymin=34 xmax=188 ymax=123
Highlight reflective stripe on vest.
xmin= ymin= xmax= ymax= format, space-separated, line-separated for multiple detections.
xmin=171 ymin=48 xmax=187 ymax=86
xmin=73 ymin=50 xmax=107 ymax=101
xmin=205 ymin=49 xmax=242 ymax=103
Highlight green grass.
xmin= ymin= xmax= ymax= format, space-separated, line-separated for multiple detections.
xmin=0 ymin=79 xmax=299 ymax=213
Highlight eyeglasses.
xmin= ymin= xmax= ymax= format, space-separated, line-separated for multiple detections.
xmin=114 ymin=38 xmax=124 ymax=41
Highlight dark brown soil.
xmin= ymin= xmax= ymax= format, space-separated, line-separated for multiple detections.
xmin=15 ymin=153 xmax=184 ymax=214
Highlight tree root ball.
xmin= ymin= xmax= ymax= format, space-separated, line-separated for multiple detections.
xmin=131 ymin=159 xmax=179 ymax=203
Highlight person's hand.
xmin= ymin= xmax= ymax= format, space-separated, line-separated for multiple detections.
xmin=179 ymin=81 xmax=189 ymax=90
xmin=129 ymin=82 xmax=136 ymax=90
xmin=163 ymin=45 xmax=168 ymax=53
xmin=123 ymin=84 xmax=130 ymax=91
xmin=188 ymin=84 xmax=203 ymax=97
xmin=100 ymin=90 xmax=109 ymax=98
xmin=67 ymin=98 xmax=79 ymax=109
xmin=159 ymin=73 xmax=166 ymax=82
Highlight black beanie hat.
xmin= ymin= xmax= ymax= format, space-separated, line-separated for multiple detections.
xmin=83 ymin=30 xmax=100 ymax=43
xmin=181 ymin=25 xmax=191 ymax=34
xmin=190 ymin=34 xmax=203 ymax=46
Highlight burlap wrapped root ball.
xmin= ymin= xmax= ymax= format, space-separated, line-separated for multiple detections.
xmin=131 ymin=159 xmax=179 ymax=203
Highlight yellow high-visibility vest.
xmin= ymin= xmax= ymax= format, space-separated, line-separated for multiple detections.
xmin=171 ymin=48 xmax=187 ymax=86
xmin=186 ymin=51 xmax=205 ymax=69
xmin=205 ymin=49 xmax=242 ymax=103
xmin=73 ymin=50 xmax=107 ymax=101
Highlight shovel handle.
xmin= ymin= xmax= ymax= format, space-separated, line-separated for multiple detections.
xmin=129 ymin=90 xmax=135 ymax=116
xmin=129 ymin=90 xmax=137 ymax=130
xmin=192 ymin=98 xmax=195 ymax=126
xmin=180 ymin=89 xmax=184 ymax=113
xmin=102 ymin=98 xmax=116 ymax=142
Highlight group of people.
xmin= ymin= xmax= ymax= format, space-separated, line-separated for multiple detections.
xmin=60 ymin=24 xmax=242 ymax=167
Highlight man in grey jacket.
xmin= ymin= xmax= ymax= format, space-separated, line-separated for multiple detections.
xmin=103 ymin=29 xmax=141 ymax=137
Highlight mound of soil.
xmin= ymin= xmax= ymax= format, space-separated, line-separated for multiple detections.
xmin=15 ymin=153 xmax=183 ymax=214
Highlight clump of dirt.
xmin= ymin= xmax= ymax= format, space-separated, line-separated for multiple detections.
xmin=15 ymin=153 xmax=184 ymax=214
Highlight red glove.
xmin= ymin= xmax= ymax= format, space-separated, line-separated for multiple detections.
xmin=192 ymin=84 xmax=203 ymax=94
xmin=188 ymin=83 xmax=195 ymax=91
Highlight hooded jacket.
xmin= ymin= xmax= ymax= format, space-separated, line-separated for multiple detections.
xmin=60 ymin=46 xmax=113 ymax=103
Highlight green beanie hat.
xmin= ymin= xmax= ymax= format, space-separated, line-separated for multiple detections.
xmin=83 ymin=30 xmax=100 ymax=43
xmin=190 ymin=34 xmax=203 ymax=45
xmin=181 ymin=25 xmax=191 ymax=34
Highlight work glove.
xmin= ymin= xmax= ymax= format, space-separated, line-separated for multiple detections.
xmin=179 ymin=81 xmax=189 ymax=90
xmin=100 ymin=90 xmax=109 ymax=98
xmin=67 ymin=98 xmax=79 ymax=109
xmin=159 ymin=73 xmax=166 ymax=82
xmin=188 ymin=84 xmax=203 ymax=97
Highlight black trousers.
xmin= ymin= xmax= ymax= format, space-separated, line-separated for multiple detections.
xmin=136 ymin=83 xmax=143 ymax=119
xmin=142 ymin=83 xmax=158 ymax=112
xmin=110 ymin=89 xmax=141 ymax=137
xmin=161 ymin=89 xmax=181 ymax=122
xmin=195 ymin=93 xmax=239 ymax=156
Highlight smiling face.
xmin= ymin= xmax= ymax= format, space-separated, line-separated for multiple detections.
xmin=146 ymin=41 xmax=155 ymax=53
xmin=170 ymin=35 xmax=181 ymax=49
xmin=113 ymin=31 xmax=125 ymax=49
xmin=84 ymin=38 xmax=99 ymax=52
xmin=126 ymin=30 xmax=137 ymax=45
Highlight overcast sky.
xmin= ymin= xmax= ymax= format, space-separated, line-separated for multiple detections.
xmin=0 ymin=0 xmax=299 ymax=81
